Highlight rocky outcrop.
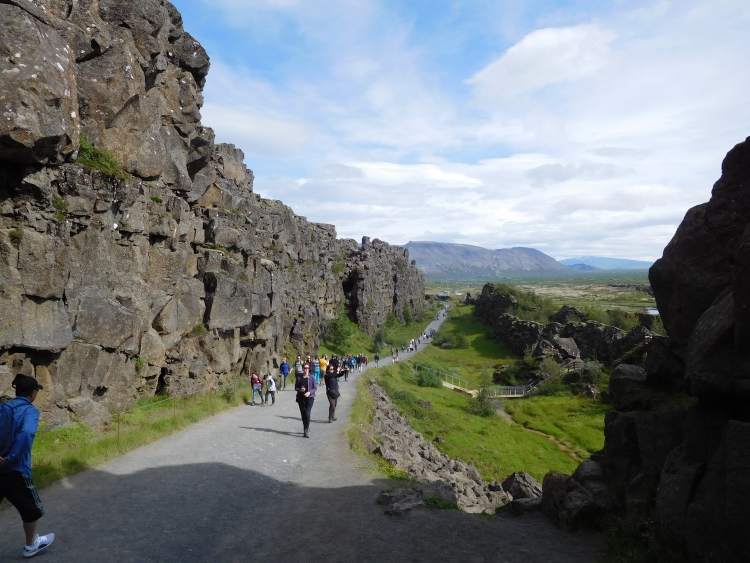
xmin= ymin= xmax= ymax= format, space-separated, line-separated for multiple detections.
xmin=474 ymin=285 xmax=652 ymax=366
xmin=541 ymin=137 xmax=750 ymax=563
xmin=365 ymin=383 xmax=511 ymax=514
xmin=0 ymin=0 xmax=423 ymax=425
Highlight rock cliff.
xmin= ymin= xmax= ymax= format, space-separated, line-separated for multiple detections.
xmin=0 ymin=0 xmax=423 ymax=425
xmin=540 ymin=137 xmax=750 ymax=563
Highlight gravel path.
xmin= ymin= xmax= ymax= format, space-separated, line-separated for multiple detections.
xmin=0 ymin=311 xmax=603 ymax=562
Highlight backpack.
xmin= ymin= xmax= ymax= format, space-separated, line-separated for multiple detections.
xmin=0 ymin=399 xmax=27 ymax=459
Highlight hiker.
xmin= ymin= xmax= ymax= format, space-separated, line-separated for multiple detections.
xmin=312 ymin=355 xmax=321 ymax=385
xmin=324 ymin=364 xmax=345 ymax=423
xmin=341 ymin=358 xmax=350 ymax=382
xmin=263 ymin=374 xmax=276 ymax=406
xmin=251 ymin=372 xmax=264 ymax=405
xmin=294 ymin=355 xmax=304 ymax=380
xmin=0 ymin=375 xmax=55 ymax=558
xmin=279 ymin=357 xmax=291 ymax=390
xmin=295 ymin=364 xmax=317 ymax=438
xmin=374 ymin=353 xmax=380 ymax=367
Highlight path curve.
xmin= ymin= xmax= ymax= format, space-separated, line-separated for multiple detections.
xmin=0 ymin=309 xmax=603 ymax=562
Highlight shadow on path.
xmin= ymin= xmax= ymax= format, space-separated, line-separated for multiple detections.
xmin=0 ymin=463 xmax=603 ymax=563
xmin=238 ymin=426 xmax=301 ymax=437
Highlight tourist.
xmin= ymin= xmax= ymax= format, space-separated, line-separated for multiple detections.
xmin=294 ymin=355 xmax=304 ymax=380
xmin=0 ymin=375 xmax=55 ymax=558
xmin=341 ymin=358 xmax=350 ymax=382
xmin=330 ymin=354 xmax=339 ymax=373
xmin=295 ymin=364 xmax=317 ymax=438
xmin=374 ymin=353 xmax=380 ymax=367
xmin=312 ymin=355 xmax=321 ymax=385
xmin=263 ymin=374 xmax=276 ymax=406
xmin=279 ymin=357 xmax=291 ymax=390
xmin=319 ymin=354 xmax=328 ymax=375
xmin=251 ymin=372 xmax=264 ymax=405
xmin=324 ymin=364 xmax=345 ymax=422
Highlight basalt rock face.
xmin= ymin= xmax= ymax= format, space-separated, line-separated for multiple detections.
xmin=474 ymin=284 xmax=652 ymax=366
xmin=540 ymin=138 xmax=750 ymax=562
xmin=0 ymin=0 xmax=423 ymax=425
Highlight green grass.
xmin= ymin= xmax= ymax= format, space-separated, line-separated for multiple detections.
xmin=31 ymin=385 xmax=249 ymax=489
xmin=416 ymin=305 xmax=515 ymax=385
xmin=76 ymin=133 xmax=130 ymax=181
xmin=354 ymin=363 xmax=580 ymax=482
xmin=504 ymin=395 xmax=610 ymax=458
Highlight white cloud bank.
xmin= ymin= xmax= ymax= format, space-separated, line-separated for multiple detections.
xmin=196 ymin=0 xmax=750 ymax=261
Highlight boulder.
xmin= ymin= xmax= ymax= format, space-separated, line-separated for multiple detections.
xmin=502 ymin=472 xmax=543 ymax=499
xmin=542 ymin=471 xmax=602 ymax=531
xmin=608 ymin=364 xmax=648 ymax=410
xmin=550 ymin=305 xmax=588 ymax=324
xmin=67 ymin=396 xmax=112 ymax=428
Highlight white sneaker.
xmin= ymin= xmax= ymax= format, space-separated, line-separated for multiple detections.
xmin=23 ymin=533 xmax=55 ymax=558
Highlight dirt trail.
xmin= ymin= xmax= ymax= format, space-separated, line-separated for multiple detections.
xmin=496 ymin=407 xmax=588 ymax=463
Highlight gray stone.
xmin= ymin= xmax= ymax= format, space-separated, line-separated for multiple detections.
xmin=502 ymin=471 xmax=543 ymax=500
xmin=67 ymin=396 xmax=113 ymax=427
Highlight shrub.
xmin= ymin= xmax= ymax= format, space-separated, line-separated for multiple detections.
xmin=76 ymin=133 xmax=129 ymax=181
xmin=52 ymin=195 xmax=69 ymax=221
xmin=150 ymin=195 xmax=163 ymax=203
xmin=468 ymin=368 xmax=497 ymax=417
xmin=403 ymin=304 xmax=412 ymax=325
xmin=324 ymin=303 xmax=354 ymax=352
xmin=523 ymin=346 xmax=536 ymax=368
xmin=191 ymin=323 xmax=208 ymax=337
xmin=9 ymin=229 xmax=23 ymax=242
xmin=134 ymin=356 xmax=145 ymax=372
xmin=417 ymin=370 xmax=442 ymax=388
xmin=332 ymin=261 xmax=344 ymax=274
xmin=535 ymin=357 xmax=567 ymax=396
xmin=219 ymin=383 xmax=236 ymax=404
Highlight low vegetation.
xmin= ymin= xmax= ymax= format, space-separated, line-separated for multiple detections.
xmin=355 ymin=362 xmax=580 ymax=482
xmin=76 ymin=133 xmax=130 ymax=181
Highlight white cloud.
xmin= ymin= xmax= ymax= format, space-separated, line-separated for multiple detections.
xmin=466 ymin=24 xmax=616 ymax=101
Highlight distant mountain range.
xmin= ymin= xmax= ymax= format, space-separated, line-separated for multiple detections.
xmin=559 ymin=256 xmax=654 ymax=270
xmin=566 ymin=263 xmax=601 ymax=271
xmin=404 ymin=241 xmax=570 ymax=279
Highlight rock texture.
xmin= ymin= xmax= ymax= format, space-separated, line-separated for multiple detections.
xmin=0 ymin=0 xmax=423 ymax=425
xmin=365 ymin=383 xmax=511 ymax=514
xmin=474 ymin=285 xmax=652 ymax=366
xmin=541 ymin=137 xmax=750 ymax=563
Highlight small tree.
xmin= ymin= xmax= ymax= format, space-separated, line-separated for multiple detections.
xmin=403 ymin=304 xmax=412 ymax=325
xmin=468 ymin=368 xmax=496 ymax=417
xmin=325 ymin=304 xmax=353 ymax=352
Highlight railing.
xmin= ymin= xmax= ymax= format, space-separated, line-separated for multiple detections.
xmin=412 ymin=363 xmax=540 ymax=398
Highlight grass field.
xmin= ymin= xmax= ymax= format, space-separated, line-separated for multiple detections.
xmin=31 ymin=383 xmax=251 ymax=489
xmin=504 ymin=395 xmax=609 ymax=458
xmin=412 ymin=305 xmax=515 ymax=385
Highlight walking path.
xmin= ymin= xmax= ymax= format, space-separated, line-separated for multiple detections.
xmin=0 ymin=310 xmax=603 ymax=562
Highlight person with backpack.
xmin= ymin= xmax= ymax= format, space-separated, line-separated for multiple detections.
xmin=279 ymin=357 xmax=291 ymax=390
xmin=250 ymin=372 xmax=264 ymax=405
xmin=374 ymin=353 xmax=380 ymax=367
xmin=294 ymin=355 xmax=304 ymax=380
xmin=0 ymin=375 xmax=55 ymax=558
xmin=263 ymin=374 xmax=276 ymax=406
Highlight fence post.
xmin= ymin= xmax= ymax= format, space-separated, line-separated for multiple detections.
xmin=173 ymin=396 xmax=176 ymax=422
xmin=117 ymin=413 xmax=120 ymax=452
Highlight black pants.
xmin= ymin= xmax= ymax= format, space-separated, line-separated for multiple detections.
xmin=327 ymin=394 xmax=338 ymax=421
xmin=297 ymin=396 xmax=314 ymax=430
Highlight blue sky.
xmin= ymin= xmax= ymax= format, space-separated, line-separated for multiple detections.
xmin=173 ymin=0 xmax=750 ymax=260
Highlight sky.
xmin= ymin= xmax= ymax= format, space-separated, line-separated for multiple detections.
xmin=173 ymin=0 xmax=750 ymax=261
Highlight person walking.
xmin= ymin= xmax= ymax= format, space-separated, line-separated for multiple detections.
xmin=294 ymin=355 xmax=304 ymax=380
xmin=323 ymin=364 xmax=345 ymax=423
xmin=0 ymin=375 xmax=55 ymax=558
xmin=319 ymin=355 xmax=328 ymax=376
xmin=279 ymin=357 xmax=291 ymax=390
xmin=312 ymin=355 xmax=321 ymax=385
xmin=295 ymin=364 xmax=317 ymax=438
xmin=374 ymin=353 xmax=380 ymax=367
xmin=250 ymin=372 xmax=264 ymax=405
xmin=263 ymin=374 xmax=276 ymax=406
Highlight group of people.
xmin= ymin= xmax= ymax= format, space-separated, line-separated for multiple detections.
xmin=245 ymin=352 xmax=371 ymax=438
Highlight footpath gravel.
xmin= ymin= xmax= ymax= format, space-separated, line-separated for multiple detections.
xmin=0 ymin=313 xmax=603 ymax=562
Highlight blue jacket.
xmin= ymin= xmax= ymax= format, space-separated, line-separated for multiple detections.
xmin=0 ymin=397 xmax=39 ymax=477
xmin=279 ymin=362 xmax=291 ymax=376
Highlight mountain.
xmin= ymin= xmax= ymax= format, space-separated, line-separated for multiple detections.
xmin=567 ymin=263 xmax=602 ymax=271
xmin=560 ymin=257 xmax=654 ymax=269
xmin=404 ymin=241 xmax=570 ymax=279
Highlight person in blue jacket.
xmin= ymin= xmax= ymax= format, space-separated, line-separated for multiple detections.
xmin=279 ymin=357 xmax=291 ymax=390
xmin=0 ymin=375 xmax=55 ymax=558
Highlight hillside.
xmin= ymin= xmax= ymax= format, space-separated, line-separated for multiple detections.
xmin=560 ymin=256 xmax=653 ymax=269
xmin=405 ymin=241 xmax=570 ymax=279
